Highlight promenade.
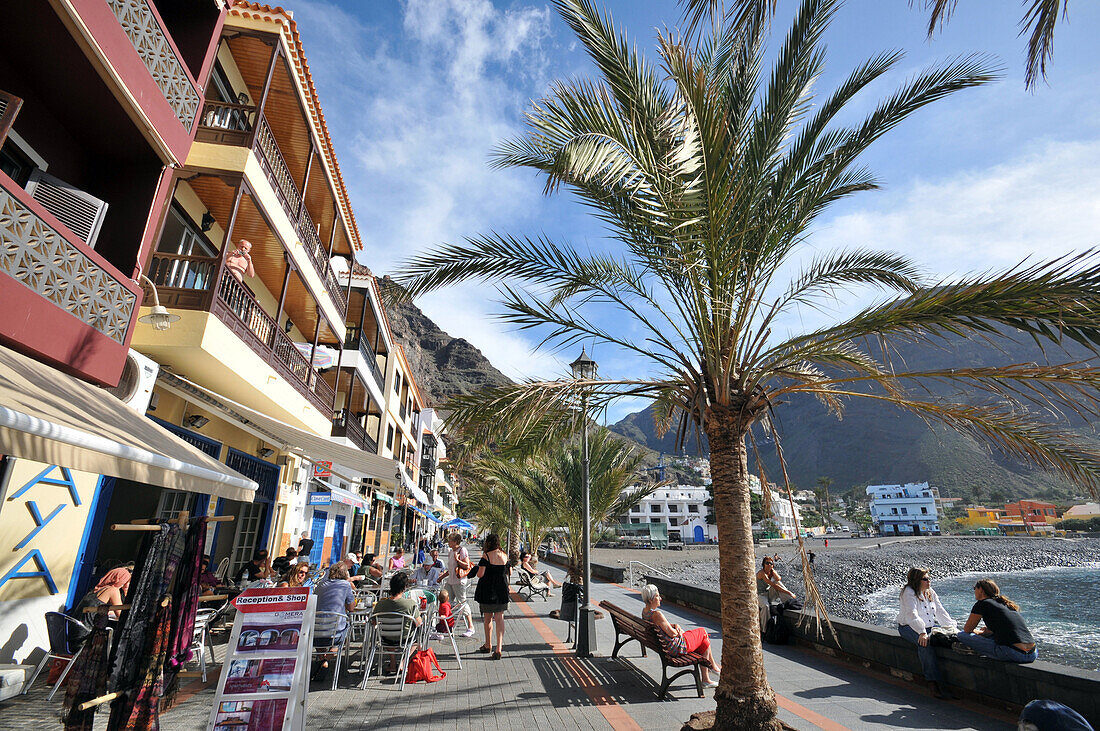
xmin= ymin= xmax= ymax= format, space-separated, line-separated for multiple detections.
xmin=2 ymin=559 xmax=1013 ymax=730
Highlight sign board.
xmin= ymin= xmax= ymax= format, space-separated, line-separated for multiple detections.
xmin=208 ymin=588 xmax=315 ymax=731
xmin=306 ymin=492 xmax=332 ymax=506
xmin=312 ymin=461 xmax=332 ymax=478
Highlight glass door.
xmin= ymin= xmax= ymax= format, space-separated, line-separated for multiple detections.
xmin=230 ymin=502 xmax=266 ymax=575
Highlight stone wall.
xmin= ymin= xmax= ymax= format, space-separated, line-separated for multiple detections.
xmin=542 ymin=552 xmax=626 ymax=583
xmin=646 ymin=575 xmax=1100 ymax=727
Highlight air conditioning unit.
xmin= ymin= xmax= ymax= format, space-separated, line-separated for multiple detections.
xmin=105 ymin=349 xmax=160 ymax=413
xmin=25 ymin=169 xmax=109 ymax=248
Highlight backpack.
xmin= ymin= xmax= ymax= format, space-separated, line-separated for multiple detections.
xmin=764 ymin=615 xmax=789 ymax=645
xmin=406 ymin=648 xmax=446 ymax=683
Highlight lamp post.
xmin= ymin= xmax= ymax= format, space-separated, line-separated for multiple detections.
xmin=570 ymin=347 xmax=598 ymax=657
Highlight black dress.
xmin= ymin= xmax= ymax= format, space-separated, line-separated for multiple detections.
xmin=473 ymin=557 xmax=510 ymax=612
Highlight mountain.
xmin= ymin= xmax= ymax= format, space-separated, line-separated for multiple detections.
xmin=377 ymin=277 xmax=512 ymax=406
xmin=610 ymin=332 xmax=1100 ymax=503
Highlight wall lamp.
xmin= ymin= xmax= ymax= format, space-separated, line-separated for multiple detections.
xmin=185 ymin=414 xmax=209 ymax=429
xmin=137 ymin=274 xmax=180 ymax=331
xmin=258 ymin=447 xmax=275 ymax=458
xmin=200 ymin=211 xmax=216 ymax=232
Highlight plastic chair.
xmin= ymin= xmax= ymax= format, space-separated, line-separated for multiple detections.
xmin=359 ymin=611 xmax=419 ymax=690
xmin=23 ymin=612 xmax=90 ymax=699
xmin=311 ymin=611 xmax=350 ymax=691
xmin=214 ymin=557 xmax=230 ymax=584
xmin=189 ymin=608 xmax=219 ymax=682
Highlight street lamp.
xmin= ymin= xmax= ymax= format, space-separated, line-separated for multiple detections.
xmin=570 ymin=347 xmax=598 ymax=657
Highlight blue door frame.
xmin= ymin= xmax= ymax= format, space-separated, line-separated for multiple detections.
xmin=309 ymin=511 xmax=327 ymax=565
xmin=331 ymin=515 xmax=346 ymax=564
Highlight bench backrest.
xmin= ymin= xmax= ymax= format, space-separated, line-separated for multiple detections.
xmin=599 ymin=600 xmax=664 ymax=652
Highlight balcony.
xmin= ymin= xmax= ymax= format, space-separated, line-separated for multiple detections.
xmin=146 ymin=250 xmax=335 ymax=414
xmin=332 ymin=408 xmax=378 ymax=453
xmin=195 ymin=89 xmax=349 ymax=315
xmin=0 ymin=172 xmax=141 ymax=385
xmin=343 ymin=326 xmax=386 ymax=393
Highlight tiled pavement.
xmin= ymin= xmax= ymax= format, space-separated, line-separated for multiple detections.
xmin=1 ymin=558 xmax=1013 ymax=730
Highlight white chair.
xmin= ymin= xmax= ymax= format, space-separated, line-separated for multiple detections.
xmin=214 ymin=557 xmax=230 ymax=584
xmin=432 ymin=600 xmax=464 ymax=669
xmin=189 ymin=608 xmax=219 ymax=682
xmin=23 ymin=612 xmax=89 ymax=699
xmin=359 ymin=611 xmax=419 ymax=690
xmin=311 ymin=611 xmax=350 ymax=691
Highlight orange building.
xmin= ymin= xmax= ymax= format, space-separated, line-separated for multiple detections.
xmin=997 ymin=500 xmax=1060 ymax=534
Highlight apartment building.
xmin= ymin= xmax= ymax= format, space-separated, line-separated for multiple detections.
xmin=867 ymin=482 xmax=942 ymax=536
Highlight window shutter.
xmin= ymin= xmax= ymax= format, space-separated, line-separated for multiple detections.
xmin=0 ymin=89 xmax=22 ymax=148
xmin=25 ymin=169 xmax=109 ymax=248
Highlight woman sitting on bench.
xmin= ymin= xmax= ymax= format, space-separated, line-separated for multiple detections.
xmin=520 ymin=551 xmax=562 ymax=590
xmin=640 ymin=584 xmax=720 ymax=687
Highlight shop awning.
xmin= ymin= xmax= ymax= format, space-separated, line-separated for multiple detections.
xmin=374 ymin=491 xmax=399 ymax=507
xmin=307 ymin=486 xmax=369 ymax=510
xmin=0 ymin=345 xmax=257 ymax=500
xmin=158 ymin=372 xmax=402 ymax=487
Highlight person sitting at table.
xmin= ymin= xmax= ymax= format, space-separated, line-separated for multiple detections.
xmin=361 ymin=553 xmax=384 ymax=583
xmin=278 ymin=562 xmax=311 ymax=589
xmin=235 ymin=550 xmax=274 ymax=584
xmin=429 ymin=588 xmax=456 ymax=640
xmin=272 ymin=548 xmax=297 ymax=576
xmin=312 ymin=564 xmax=355 ymax=679
xmin=520 ymin=551 xmax=562 ymax=590
xmin=198 ymin=556 xmax=221 ymax=592
xmin=388 ymin=547 xmax=407 ymax=571
xmin=429 ymin=548 xmax=445 ymax=570
xmin=412 ymin=556 xmax=443 ymax=587
xmin=371 ymin=572 xmax=422 ymax=672
xmin=76 ymin=567 xmax=131 ymax=620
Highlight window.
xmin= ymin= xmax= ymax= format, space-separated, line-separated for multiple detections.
xmin=630 ymin=518 xmax=640 ymax=524
xmin=668 ymin=517 xmax=678 ymax=526
xmin=394 ymin=372 xmax=401 ymax=395
xmin=891 ymin=507 xmax=898 ymax=515
xmin=921 ymin=507 xmax=928 ymax=514
xmin=0 ymin=140 xmax=34 ymax=187
xmin=668 ymin=504 xmax=679 ymax=513
xmin=687 ymin=504 xmax=699 ymax=513
xmin=154 ymin=204 xmax=217 ymax=289
xmin=386 ymin=424 xmax=395 ymax=450
xmin=650 ymin=504 xmax=661 ymax=513
xmin=631 ymin=505 xmax=641 ymax=513
xmin=650 ymin=518 xmax=661 ymax=524
xmin=901 ymin=507 xmax=908 ymax=515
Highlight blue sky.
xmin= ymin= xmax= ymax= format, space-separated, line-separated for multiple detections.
xmin=281 ymin=0 xmax=1100 ymax=422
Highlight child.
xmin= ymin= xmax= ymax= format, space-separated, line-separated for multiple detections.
xmin=433 ymin=588 xmax=456 ymax=638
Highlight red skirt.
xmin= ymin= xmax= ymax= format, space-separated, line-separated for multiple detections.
xmin=681 ymin=627 xmax=711 ymax=654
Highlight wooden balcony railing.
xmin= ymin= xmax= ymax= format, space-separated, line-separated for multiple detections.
xmin=255 ymin=114 xmax=302 ymax=224
xmin=195 ymin=101 xmax=256 ymax=145
xmin=333 ymin=408 xmax=377 ymax=453
xmin=299 ymin=206 xmax=347 ymax=311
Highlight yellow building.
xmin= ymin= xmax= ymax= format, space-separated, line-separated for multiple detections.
xmin=958 ymin=506 xmax=1005 ymax=530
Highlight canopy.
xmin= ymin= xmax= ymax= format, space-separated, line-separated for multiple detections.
xmin=443 ymin=518 xmax=475 ymax=530
xmin=374 ymin=490 xmax=399 ymax=507
xmin=0 ymin=345 xmax=257 ymax=500
xmin=158 ymin=372 xmax=401 ymax=486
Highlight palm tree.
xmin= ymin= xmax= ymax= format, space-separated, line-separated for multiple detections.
xmin=816 ymin=476 xmax=834 ymax=527
xmin=684 ymin=0 xmax=1070 ymax=89
xmin=397 ymin=0 xmax=1100 ymax=726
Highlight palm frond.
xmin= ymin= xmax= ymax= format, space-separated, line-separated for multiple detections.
xmin=1021 ymin=0 xmax=1067 ymax=89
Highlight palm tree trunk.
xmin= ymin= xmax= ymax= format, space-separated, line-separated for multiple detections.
xmin=706 ymin=405 xmax=782 ymax=730
xmin=509 ymin=498 xmax=521 ymax=563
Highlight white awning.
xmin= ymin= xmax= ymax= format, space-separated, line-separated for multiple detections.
xmin=158 ymin=372 xmax=402 ymax=486
xmin=0 ymin=345 xmax=257 ymax=500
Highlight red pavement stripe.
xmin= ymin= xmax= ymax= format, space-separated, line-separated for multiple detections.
xmin=511 ymin=594 xmax=644 ymax=731
xmin=775 ymin=694 xmax=852 ymax=731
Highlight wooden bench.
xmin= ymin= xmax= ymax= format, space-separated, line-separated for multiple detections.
xmin=516 ymin=570 xmax=550 ymax=601
xmin=598 ymin=600 xmax=706 ymax=699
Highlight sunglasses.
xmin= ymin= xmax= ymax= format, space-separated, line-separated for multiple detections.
xmin=921 ymin=577 xmax=931 ymax=582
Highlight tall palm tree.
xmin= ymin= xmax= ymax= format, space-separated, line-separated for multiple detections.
xmin=816 ymin=476 xmax=834 ymax=527
xmin=397 ymin=0 xmax=1100 ymax=726
xmin=685 ymin=0 xmax=1070 ymax=89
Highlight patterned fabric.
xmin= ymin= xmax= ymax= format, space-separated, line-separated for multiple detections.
xmin=163 ymin=518 xmax=206 ymax=702
xmin=63 ymin=613 xmax=111 ymax=731
xmin=107 ymin=598 xmax=173 ymax=731
xmin=109 ymin=525 xmax=185 ymax=692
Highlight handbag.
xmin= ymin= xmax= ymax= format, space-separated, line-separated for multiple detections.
xmin=406 ymin=648 xmax=446 ymax=683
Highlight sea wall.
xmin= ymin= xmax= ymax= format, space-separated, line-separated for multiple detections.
xmin=542 ymin=551 xmax=626 ymax=583
xmin=646 ymin=575 xmax=1100 ymax=727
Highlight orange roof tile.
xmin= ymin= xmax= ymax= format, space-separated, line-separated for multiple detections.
xmin=228 ymin=2 xmax=364 ymax=254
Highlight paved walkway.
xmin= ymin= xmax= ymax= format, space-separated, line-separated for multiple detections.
xmin=1 ymin=559 xmax=1013 ymax=730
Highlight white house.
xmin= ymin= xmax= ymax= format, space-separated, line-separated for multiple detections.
xmin=623 ymin=485 xmax=716 ymax=544
xmin=867 ymin=482 xmax=941 ymax=536
xmin=751 ymin=480 xmax=802 ymax=539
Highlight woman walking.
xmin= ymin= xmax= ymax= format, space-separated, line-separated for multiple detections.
xmin=474 ymin=533 xmax=511 ymax=659
xmin=897 ymin=566 xmax=958 ymax=699
xmin=957 ymin=578 xmax=1037 ymax=663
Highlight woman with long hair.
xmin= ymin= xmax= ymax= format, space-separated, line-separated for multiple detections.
xmin=957 ymin=578 xmax=1037 ymax=663
xmin=755 ymin=556 xmax=797 ymax=633
xmin=76 ymin=567 xmax=131 ymax=619
xmin=473 ymin=533 xmax=511 ymax=659
xmin=278 ymin=562 xmax=311 ymax=589
xmin=896 ymin=566 xmax=958 ymax=699
xmin=640 ymin=584 xmax=720 ymax=687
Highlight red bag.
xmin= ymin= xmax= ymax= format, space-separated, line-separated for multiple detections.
xmin=405 ymin=648 xmax=446 ymax=683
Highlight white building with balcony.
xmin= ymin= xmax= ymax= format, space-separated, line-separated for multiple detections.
xmin=868 ymin=482 xmax=942 ymax=536
xmin=623 ymin=486 xmax=716 ymax=544
xmin=751 ymin=480 xmax=803 ymax=539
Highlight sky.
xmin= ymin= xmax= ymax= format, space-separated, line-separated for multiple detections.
xmin=279 ymin=0 xmax=1100 ymax=423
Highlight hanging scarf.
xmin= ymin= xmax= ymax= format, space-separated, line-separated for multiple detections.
xmin=163 ymin=517 xmax=207 ymax=704
xmin=107 ymin=597 xmax=173 ymax=731
xmin=62 ymin=612 xmax=111 ymax=731
xmin=109 ymin=524 xmax=185 ymax=693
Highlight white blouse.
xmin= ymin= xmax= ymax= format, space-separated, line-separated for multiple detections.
xmin=896 ymin=586 xmax=957 ymax=634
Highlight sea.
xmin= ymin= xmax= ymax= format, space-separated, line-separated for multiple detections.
xmin=860 ymin=563 xmax=1100 ymax=671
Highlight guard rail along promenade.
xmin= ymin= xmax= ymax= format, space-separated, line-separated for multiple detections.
xmin=644 ymin=574 xmax=1100 ymax=728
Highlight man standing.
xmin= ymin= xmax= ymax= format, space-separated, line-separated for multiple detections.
xmin=297 ymin=531 xmax=315 ymax=560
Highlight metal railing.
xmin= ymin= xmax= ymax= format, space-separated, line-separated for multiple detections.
xmin=627 ymin=561 xmax=672 ymax=587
